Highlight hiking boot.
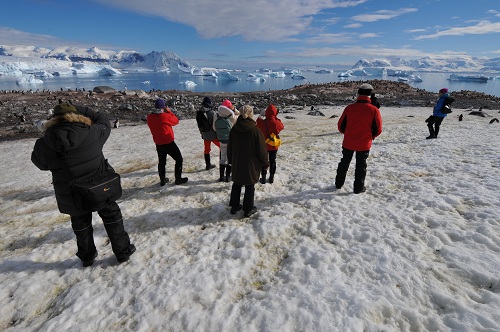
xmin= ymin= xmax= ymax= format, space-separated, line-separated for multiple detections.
xmin=175 ymin=177 xmax=188 ymax=185
xmin=206 ymin=164 xmax=216 ymax=170
xmin=117 ymin=244 xmax=136 ymax=263
xmin=354 ymin=186 xmax=366 ymax=194
xmin=82 ymin=251 xmax=98 ymax=267
xmin=426 ymin=135 xmax=437 ymax=139
xmin=160 ymin=178 xmax=169 ymax=186
xmin=260 ymin=177 xmax=266 ymax=184
xmin=244 ymin=207 xmax=258 ymax=217
xmin=230 ymin=204 xmax=243 ymax=215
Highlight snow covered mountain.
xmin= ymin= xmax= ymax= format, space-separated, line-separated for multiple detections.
xmin=351 ymin=56 xmax=500 ymax=73
xmin=0 ymin=45 xmax=196 ymax=77
xmin=1 ymin=44 xmax=500 ymax=80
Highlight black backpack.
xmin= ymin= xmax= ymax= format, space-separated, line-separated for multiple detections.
xmin=196 ymin=111 xmax=211 ymax=132
xmin=441 ymin=96 xmax=455 ymax=114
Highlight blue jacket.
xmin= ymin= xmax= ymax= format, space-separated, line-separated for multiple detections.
xmin=433 ymin=93 xmax=449 ymax=118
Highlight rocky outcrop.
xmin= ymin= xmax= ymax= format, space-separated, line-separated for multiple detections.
xmin=1 ymin=80 xmax=499 ymax=141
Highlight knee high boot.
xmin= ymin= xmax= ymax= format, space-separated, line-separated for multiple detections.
xmin=219 ymin=165 xmax=226 ymax=182
xmin=260 ymin=167 xmax=267 ymax=184
xmin=174 ymin=163 xmax=188 ymax=185
xmin=225 ymin=165 xmax=232 ymax=182
xmin=204 ymin=154 xmax=215 ymax=170
xmin=268 ymin=163 xmax=276 ymax=184
xmin=158 ymin=163 xmax=168 ymax=186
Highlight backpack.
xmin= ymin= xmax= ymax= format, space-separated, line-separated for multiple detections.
xmin=196 ymin=110 xmax=211 ymax=132
xmin=441 ymin=96 xmax=455 ymax=114
xmin=214 ymin=115 xmax=232 ymax=141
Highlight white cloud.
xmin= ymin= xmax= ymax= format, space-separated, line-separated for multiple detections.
xmin=344 ymin=23 xmax=362 ymax=28
xmin=351 ymin=8 xmax=417 ymax=23
xmin=359 ymin=33 xmax=379 ymax=39
xmin=415 ymin=20 xmax=500 ymax=40
xmin=0 ymin=28 xmax=64 ymax=48
xmin=91 ymin=0 xmax=368 ymax=41
xmin=305 ymin=33 xmax=353 ymax=44
xmin=285 ymin=46 xmax=428 ymax=59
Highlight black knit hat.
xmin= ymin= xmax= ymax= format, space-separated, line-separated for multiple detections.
xmin=53 ymin=102 xmax=77 ymax=116
xmin=202 ymin=96 xmax=212 ymax=107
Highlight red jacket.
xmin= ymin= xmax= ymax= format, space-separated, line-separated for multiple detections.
xmin=256 ymin=104 xmax=285 ymax=151
xmin=146 ymin=108 xmax=179 ymax=145
xmin=338 ymin=96 xmax=382 ymax=151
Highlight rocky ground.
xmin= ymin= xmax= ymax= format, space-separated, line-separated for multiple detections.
xmin=1 ymin=79 xmax=499 ymax=141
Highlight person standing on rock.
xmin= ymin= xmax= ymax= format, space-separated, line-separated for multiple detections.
xmin=228 ymin=105 xmax=269 ymax=217
xmin=31 ymin=102 xmax=136 ymax=267
xmin=196 ymin=96 xmax=220 ymax=170
xmin=146 ymin=98 xmax=188 ymax=186
xmin=426 ymin=88 xmax=450 ymax=139
xmin=335 ymin=83 xmax=383 ymax=194
xmin=256 ymin=104 xmax=284 ymax=184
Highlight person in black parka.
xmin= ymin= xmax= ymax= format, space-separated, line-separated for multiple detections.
xmin=227 ymin=105 xmax=269 ymax=217
xmin=31 ymin=102 xmax=135 ymax=267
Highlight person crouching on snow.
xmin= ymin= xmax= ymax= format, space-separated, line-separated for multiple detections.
xmin=256 ymin=104 xmax=284 ymax=184
xmin=214 ymin=99 xmax=240 ymax=182
xmin=227 ymin=105 xmax=269 ymax=217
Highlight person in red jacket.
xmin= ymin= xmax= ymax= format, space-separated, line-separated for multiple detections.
xmin=147 ymin=98 xmax=188 ymax=186
xmin=256 ymin=104 xmax=284 ymax=184
xmin=335 ymin=83 xmax=382 ymax=194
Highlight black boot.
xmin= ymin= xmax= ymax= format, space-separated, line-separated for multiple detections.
xmin=174 ymin=163 xmax=188 ymax=185
xmin=225 ymin=165 xmax=232 ymax=182
xmin=219 ymin=165 xmax=226 ymax=182
xmin=260 ymin=168 xmax=267 ymax=184
xmin=158 ymin=164 xmax=168 ymax=186
xmin=268 ymin=164 xmax=276 ymax=184
xmin=204 ymin=154 xmax=215 ymax=170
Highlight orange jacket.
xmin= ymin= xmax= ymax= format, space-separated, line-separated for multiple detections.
xmin=256 ymin=104 xmax=285 ymax=151
xmin=146 ymin=108 xmax=179 ymax=145
xmin=338 ymin=96 xmax=382 ymax=151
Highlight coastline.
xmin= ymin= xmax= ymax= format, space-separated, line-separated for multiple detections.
xmin=1 ymin=79 xmax=499 ymax=142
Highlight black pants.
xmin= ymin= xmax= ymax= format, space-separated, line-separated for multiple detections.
xmin=229 ymin=183 xmax=255 ymax=212
xmin=71 ymin=201 xmax=131 ymax=262
xmin=261 ymin=150 xmax=277 ymax=179
xmin=335 ymin=148 xmax=370 ymax=191
xmin=427 ymin=116 xmax=444 ymax=137
xmin=156 ymin=142 xmax=183 ymax=182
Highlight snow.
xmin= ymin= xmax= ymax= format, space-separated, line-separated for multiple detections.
xmin=0 ymin=106 xmax=499 ymax=331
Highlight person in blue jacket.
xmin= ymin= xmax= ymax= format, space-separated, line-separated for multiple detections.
xmin=426 ymin=88 xmax=449 ymax=139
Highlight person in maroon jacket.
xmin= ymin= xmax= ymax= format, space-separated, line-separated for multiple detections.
xmin=335 ymin=83 xmax=382 ymax=194
xmin=147 ymin=98 xmax=188 ymax=186
xmin=256 ymin=104 xmax=284 ymax=184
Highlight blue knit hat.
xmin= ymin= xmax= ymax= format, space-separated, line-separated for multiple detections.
xmin=155 ymin=98 xmax=166 ymax=109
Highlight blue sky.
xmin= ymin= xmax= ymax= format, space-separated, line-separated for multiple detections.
xmin=1 ymin=0 xmax=499 ymax=69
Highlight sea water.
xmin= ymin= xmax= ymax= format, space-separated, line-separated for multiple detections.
xmin=1 ymin=71 xmax=499 ymax=97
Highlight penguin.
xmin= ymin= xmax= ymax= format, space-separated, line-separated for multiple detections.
xmin=489 ymin=118 xmax=499 ymax=124
xmin=458 ymin=114 xmax=463 ymax=121
xmin=114 ymin=119 xmax=120 ymax=128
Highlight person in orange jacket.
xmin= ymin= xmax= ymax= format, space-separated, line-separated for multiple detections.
xmin=147 ymin=98 xmax=188 ymax=186
xmin=256 ymin=104 xmax=284 ymax=184
xmin=335 ymin=83 xmax=382 ymax=194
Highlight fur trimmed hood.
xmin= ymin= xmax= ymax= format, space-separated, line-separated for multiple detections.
xmin=43 ymin=113 xmax=93 ymax=131
xmin=42 ymin=113 xmax=94 ymax=152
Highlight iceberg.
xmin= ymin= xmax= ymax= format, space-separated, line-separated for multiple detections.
xmin=180 ymin=80 xmax=197 ymax=88
xmin=217 ymin=71 xmax=240 ymax=81
xmin=448 ymin=74 xmax=488 ymax=83
xmin=314 ymin=68 xmax=334 ymax=74
xmin=291 ymin=74 xmax=306 ymax=80
xmin=269 ymin=71 xmax=285 ymax=78
xmin=16 ymin=74 xmax=43 ymax=85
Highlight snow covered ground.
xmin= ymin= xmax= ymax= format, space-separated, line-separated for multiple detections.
xmin=0 ymin=106 xmax=499 ymax=331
